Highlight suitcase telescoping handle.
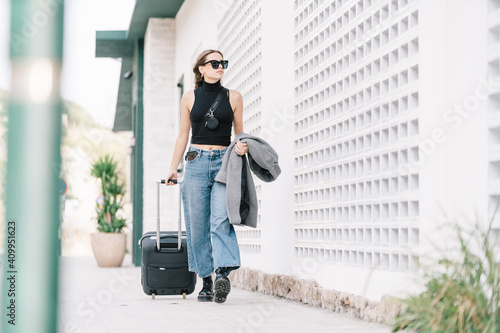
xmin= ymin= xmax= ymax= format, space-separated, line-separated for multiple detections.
xmin=157 ymin=179 xmax=182 ymax=252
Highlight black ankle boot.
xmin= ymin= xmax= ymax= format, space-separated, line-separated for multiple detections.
xmin=197 ymin=276 xmax=214 ymax=302
xmin=214 ymin=267 xmax=231 ymax=304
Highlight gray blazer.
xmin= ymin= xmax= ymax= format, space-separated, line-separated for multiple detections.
xmin=215 ymin=132 xmax=281 ymax=228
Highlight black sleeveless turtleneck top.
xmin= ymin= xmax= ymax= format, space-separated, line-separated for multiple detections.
xmin=190 ymin=80 xmax=233 ymax=146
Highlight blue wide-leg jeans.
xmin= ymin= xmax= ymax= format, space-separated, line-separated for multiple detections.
xmin=181 ymin=146 xmax=241 ymax=278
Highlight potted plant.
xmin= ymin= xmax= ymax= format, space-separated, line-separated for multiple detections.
xmin=90 ymin=154 xmax=127 ymax=267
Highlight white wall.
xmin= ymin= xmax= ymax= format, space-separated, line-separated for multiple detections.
xmin=259 ymin=0 xmax=295 ymax=275
xmin=140 ymin=0 xmax=495 ymax=301
xmin=217 ymin=0 xmax=265 ymax=269
xmin=443 ymin=0 xmax=489 ymax=222
xmin=418 ymin=0 xmax=489 ymax=267
xmin=292 ymin=0 xmax=492 ymax=300
xmin=488 ymin=0 xmax=500 ymax=230
xmin=175 ymin=0 xmax=220 ymax=99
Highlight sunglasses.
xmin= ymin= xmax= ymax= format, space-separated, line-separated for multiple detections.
xmin=202 ymin=60 xmax=229 ymax=69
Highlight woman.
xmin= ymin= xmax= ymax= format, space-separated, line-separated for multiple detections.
xmin=165 ymin=49 xmax=248 ymax=304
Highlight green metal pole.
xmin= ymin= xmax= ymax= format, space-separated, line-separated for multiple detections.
xmin=2 ymin=1 xmax=64 ymax=332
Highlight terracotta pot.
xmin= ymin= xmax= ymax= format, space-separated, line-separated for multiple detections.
xmin=90 ymin=232 xmax=126 ymax=267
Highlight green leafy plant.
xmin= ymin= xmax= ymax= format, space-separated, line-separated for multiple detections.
xmin=90 ymin=154 xmax=126 ymax=233
xmin=392 ymin=219 xmax=500 ymax=333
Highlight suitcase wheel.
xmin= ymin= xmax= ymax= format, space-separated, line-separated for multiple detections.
xmin=182 ymin=292 xmax=186 ymax=300
xmin=152 ymin=293 xmax=156 ymax=300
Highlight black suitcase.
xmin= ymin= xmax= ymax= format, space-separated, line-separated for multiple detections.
xmin=139 ymin=179 xmax=196 ymax=299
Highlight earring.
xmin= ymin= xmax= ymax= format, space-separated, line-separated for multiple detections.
xmin=201 ymin=72 xmax=204 ymax=78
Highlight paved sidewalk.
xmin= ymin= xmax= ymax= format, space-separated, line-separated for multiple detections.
xmin=58 ymin=256 xmax=392 ymax=333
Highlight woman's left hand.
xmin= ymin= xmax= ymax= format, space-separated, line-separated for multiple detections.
xmin=235 ymin=140 xmax=248 ymax=156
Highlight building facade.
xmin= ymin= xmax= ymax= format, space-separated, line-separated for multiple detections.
xmin=97 ymin=0 xmax=496 ymax=302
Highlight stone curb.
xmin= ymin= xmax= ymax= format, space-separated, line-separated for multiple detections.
xmin=229 ymin=267 xmax=403 ymax=324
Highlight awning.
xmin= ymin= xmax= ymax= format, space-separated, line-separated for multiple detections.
xmin=95 ymin=0 xmax=184 ymax=131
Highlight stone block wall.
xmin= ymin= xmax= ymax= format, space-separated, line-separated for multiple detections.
xmin=229 ymin=267 xmax=403 ymax=324
xmin=143 ymin=18 xmax=180 ymax=233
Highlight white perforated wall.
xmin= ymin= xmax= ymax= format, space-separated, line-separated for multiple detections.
xmin=160 ymin=0 xmax=498 ymax=301
xmin=293 ymin=0 xmax=421 ymax=272
xmin=488 ymin=0 xmax=500 ymax=226
xmin=218 ymin=0 xmax=263 ymax=254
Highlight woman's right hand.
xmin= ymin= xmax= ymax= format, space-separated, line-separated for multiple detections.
xmin=165 ymin=170 xmax=178 ymax=186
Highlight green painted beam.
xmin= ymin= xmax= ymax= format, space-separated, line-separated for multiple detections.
xmin=132 ymin=39 xmax=144 ymax=267
xmin=95 ymin=30 xmax=133 ymax=58
xmin=127 ymin=0 xmax=184 ymax=39
xmin=2 ymin=0 xmax=64 ymax=332
xmin=113 ymin=57 xmax=134 ymax=131
xmin=97 ymin=30 xmax=127 ymax=40
xmin=95 ymin=0 xmax=184 ymax=58
xmin=95 ymin=0 xmax=184 ymax=132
